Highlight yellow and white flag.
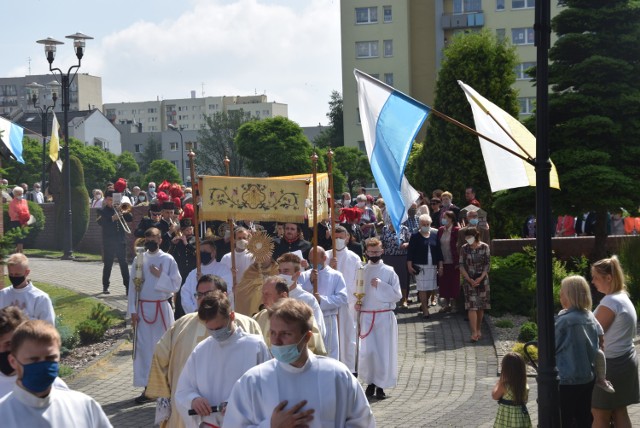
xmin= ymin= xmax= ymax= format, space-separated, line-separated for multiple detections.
xmin=49 ymin=113 xmax=60 ymax=162
xmin=458 ymin=81 xmax=560 ymax=191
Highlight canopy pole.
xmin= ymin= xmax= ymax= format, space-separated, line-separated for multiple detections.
xmin=188 ymin=149 xmax=201 ymax=278
xmin=224 ymin=155 xmax=237 ymax=294
xmin=311 ymin=151 xmax=319 ymax=295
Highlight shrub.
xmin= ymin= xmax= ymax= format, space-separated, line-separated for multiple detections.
xmin=512 ymin=342 xmax=538 ymax=364
xmin=619 ymin=238 xmax=640 ymax=309
xmin=517 ymin=321 xmax=538 ymax=343
xmin=58 ymin=324 xmax=79 ymax=356
xmin=54 ymin=155 xmax=89 ymax=248
xmin=77 ymin=319 xmax=107 ymax=345
xmin=89 ymin=303 xmax=112 ymax=329
xmin=495 ymin=319 xmax=514 ymax=328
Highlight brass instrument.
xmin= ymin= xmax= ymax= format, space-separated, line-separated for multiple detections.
xmin=113 ymin=193 xmax=133 ymax=234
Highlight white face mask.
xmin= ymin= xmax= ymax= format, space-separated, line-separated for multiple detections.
xmin=357 ymin=202 xmax=365 ymax=208
xmin=236 ymin=239 xmax=248 ymax=250
xmin=335 ymin=238 xmax=346 ymax=250
xmin=466 ymin=237 xmax=475 ymax=245
xmin=279 ymin=274 xmax=293 ymax=285
xmin=420 ymin=226 xmax=430 ymax=234
xmin=224 ymin=230 xmax=231 ymax=239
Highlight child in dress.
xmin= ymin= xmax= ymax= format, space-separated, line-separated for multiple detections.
xmin=492 ymin=352 xmax=532 ymax=428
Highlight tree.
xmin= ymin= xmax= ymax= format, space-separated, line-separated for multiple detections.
xmin=407 ymin=31 xmax=518 ymax=212
xmin=114 ymin=151 xmax=140 ymax=182
xmin=540 ymin=0 xmax=640 ymax=258
xmin=145 ymin=159 xmax=181 ymax=185
xmin=139 ymin=136 xmax=163 ymax=174
xmin=71 ymin=144 xmax=117 ymax=193
xmin=197 ymin=110 xmax=253 ymax=176
xmin=236 ymin=117 xmax=322 ymax=176
xmin=4 ymin=137 xmax=44 ymax=186
xmin=333 ymin=147 xmax=372 ymax=195
xmin=314 ymin=91 xmax=344 ymax=148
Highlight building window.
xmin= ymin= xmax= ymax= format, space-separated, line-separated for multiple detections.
xmin=356 ymin=108 xmax=361 ymax=124
xmin=514 ymin=61 xmax=536 ymax=80
xmin=185 ymin=160 xmax=190 ymax=170
xmin=358 ymin=141 xmax=366 ymax=152
xmin=383 ymin=6 xmax=392 ymax=22
xmin=170 ymin=142 xmax=179 ymax=151
xmin=512 ymin=28 xmax=534 ymax=45
xmin=383 ymin=40 xmax=393 ymax=57
xmin=496 ymin=29 xmax=506 ymax=41
xmin=512 ymin=0 xmax=535 ymax=9
xmin=384 ymin=73 xmax=394 ymax=86
xmin=518 ymin=97 xmax=536 ymax=115
xmin=171 ymin=161 xmax=178 ymax=168
xmin=134 ymin=144 xmax=143 ymax=153
xmin=356 ymin=41 xmax=379 ymax=58
xmin=355 ymin=7 xmax=378 ymax=24
xmin=496 ymin=0 xmax=505 ymax=10
xmin=370 ymin=73 xmax=380 ymax=79
xmin=454 ymin=0 xmax=482 ymax=13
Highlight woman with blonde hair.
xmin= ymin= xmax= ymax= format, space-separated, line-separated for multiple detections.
xmin=591 ymin=256 xmax=639 ymax=428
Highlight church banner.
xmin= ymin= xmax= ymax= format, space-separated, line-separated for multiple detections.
xmin=199 ymin=173 xmax=329 ymax=225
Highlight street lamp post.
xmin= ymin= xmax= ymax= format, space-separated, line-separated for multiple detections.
xmin=26 ymin=81 xmax=60 ymax=193
xmin=168 ymin=124 xmax=185 ymax=183
xmin=37 ymin=33 xmax=93 ymax=260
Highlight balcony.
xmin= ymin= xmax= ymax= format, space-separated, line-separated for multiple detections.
xmin=441 ymin=11 xmax=484 ymax=29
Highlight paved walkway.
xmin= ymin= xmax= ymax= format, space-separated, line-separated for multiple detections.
xmin=27 ymin=258 xmax=640 ymax=427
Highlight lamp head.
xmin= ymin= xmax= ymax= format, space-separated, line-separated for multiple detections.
xmin=26 ymin=82 xmax=45 ymax=107
xmin=36 ymin=37 xmax=64 ymax=65
xmin=65 ymin=32 xmax=93 ymax=60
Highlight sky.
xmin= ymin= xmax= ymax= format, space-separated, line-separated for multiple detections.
xmin=0 ymin=0 xmax=342 ymax=127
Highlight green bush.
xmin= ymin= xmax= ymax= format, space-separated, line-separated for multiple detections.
xmin=512 ymin=342 xmax=538 ymax=363
xmin=495 ymin=319 xmax=514 ymax=328
xmin=619 ymin=238 xmax=640 ymax=309
xmin=58 ymin=324 xmax=79 ymax=355
xmin=77 ymin=319 xmax=107 ymax=345
xmin=517 ymin=321 xmax=538 ymax=343
xmin=54 ymin=155 xmax=89 ymax=248
xmin=89 ymin=303 xmax=112 ymax=329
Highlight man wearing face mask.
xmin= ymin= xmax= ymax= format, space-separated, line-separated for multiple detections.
xmin=221 ymin=227 xmax=254 ymax=290
xmin=169 ymin=218 xmax=197 ymax=320
xmin=252 ymin=276 xmax=326 ymax=356
xmin=175 ymin=291 xmax=270 ymax=428
xmin=456 ymin=210 xmax=490 ymax=255
xmin=299 ymin=247 xmax=348 ymax=360
xmin=272 ymin=223 xmax=311 ymax=261
xmin=0 ymin=307 xmax=70 ymax=398
xmin=147 ymin=181 xmax=157 ymax=200
xmin=326 ymin=225 xmax=361 ymax=373
xmin=357 ymin=237 xmax=402 ymax=400
xmin=0 ymin=253 xmax=55 ymax=325
xmin=224 ymin=298 xmax=375 ymax=428
xmin=129 ymin=227 xmax=182 ymax=404
xmin=276 ymin=253 xmax=326 ymax=339
xmin=0 ymin=320 xmax=111 ymax=426
xmin=181 ymin=239 xmax=233 ymax=314
xmin=146 ymin=275 xmax=262 ymax=428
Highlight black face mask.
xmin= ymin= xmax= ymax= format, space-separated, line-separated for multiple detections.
xmin=0 ymin=351 xmax=14 ymax=376
xmin=145 ymin=241 xmax=159 ymax=252
xmin=368 ymin=255 xmax=382 ymax=264
xmin=200 ymin=252 xmax=213 ymax=265
xmin=9 ymin=276 xmax=25 ymax=287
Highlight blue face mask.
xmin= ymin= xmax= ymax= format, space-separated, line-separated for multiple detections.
xmin=19 ymin=360 xmax=59 ymax=393
xmin=469 ymin=218 xmax=479 ymax=226
xmin=441 ymin=219 xmax=449 ymax=226
xmin=271 ymin=335 xmax=307 ymax=364
xmin=315 ymin=263 xmax=324 ymax=271
xmin=208 ymin=321 xmax=233 ymax=342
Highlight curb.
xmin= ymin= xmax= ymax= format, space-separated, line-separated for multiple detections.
xmin=61 ymin=334 xmax=130 ymax=383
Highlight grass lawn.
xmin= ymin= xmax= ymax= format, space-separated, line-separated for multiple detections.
xmin=23 ymin=248 xmax=102 ymax=262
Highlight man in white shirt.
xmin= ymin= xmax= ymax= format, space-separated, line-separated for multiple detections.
xmin=220 ymin=227 xmax=253 ymax=296
xmin=223 ymin=298 xmax=374 ymax=427
xmin=175 ymin=291 xmax=270 ymax=428
xmin=0 ymin=253 xmax=55 ymax=325
xmin=326 ymin=225 xmax=362 ymax=373
xmin=31 ymin=183 xmax=44 ymax=204
xmin=181 ymin=239 xmax=233 ymax=313
xmin=0 ymin=320 xmax=111 ymax=427
xmin=300 ymin=247 xmax=348 ymax=360
xmin=129 ymin=227 xmax=182 ymax=404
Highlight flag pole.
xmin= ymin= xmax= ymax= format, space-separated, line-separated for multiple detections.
xmin=188 ymin=148 xmax=201 ymax=278
xmin=327 ymin=148 xmax=336 ymax=264
xmin=311 ymin=151 xmax=319 ymax=295
xmin=224 ymin=154 xmax=237 ymax=294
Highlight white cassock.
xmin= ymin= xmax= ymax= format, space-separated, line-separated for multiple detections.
xmin=0 ymin=383 xmax=112 ymax=427
xmin=220 ymin=249 xmax=253 ymax=292
xmin=128 ymin=249 xmax=182 ymax=387
xmin=175 ymin=328 xmax=271 ymax=428
xmin=300 ymin=267 xmax=348 ymax=360
xmin=0 ymin=282 xmax=55 ymax=325
xmin=181 ymin=261 xmax=233 ymax=313
xmin=359 ymin=261 xmax=401 ymax=389
xmin=223 ymin=352 xmax=375 ymax=428
xmin=288 ymin=284 xmax=326 ymax=338
xmin=326 ymin=248 xmax=361 ymax=372
xmin=0 ymin=374 xmax=68 ymax=399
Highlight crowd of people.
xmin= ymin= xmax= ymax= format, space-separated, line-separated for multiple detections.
xmin=0 ymin=177 xmax=638 ymax=426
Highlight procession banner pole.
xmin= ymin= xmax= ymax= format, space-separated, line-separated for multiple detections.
xmin=224 ymin=155 xmax=237 ymax=294
xmin=188 ymin=147 xmax=201 ymax=277
xmin=311 ymin=151 xmax=319 ymax=295
xmin=327 ymin=149 xmax=336 ymax=264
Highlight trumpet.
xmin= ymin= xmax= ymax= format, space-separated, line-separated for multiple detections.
xmin=113 ymin=193 xmax=133 ymax=234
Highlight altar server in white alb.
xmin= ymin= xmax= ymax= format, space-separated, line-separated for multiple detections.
xmin=129 ymin=227 xmax=182 ymax=403
xmin=181 ymin=239 xmax=233 ymax=313
xmin=358 ymin=237 xmax=402 ymax=400
xmin=223 ymin=298 xmax=375 ymax=427
xmin=220 ymin=227 xmax=254 ymax=291
xmin=326 ymin=225 xmax=361 ymax=373
xmin=300 ymin=247 xmax=348 ymax=360
xmin=0 ymin=320 xmax=111 ymax=427
xmin=175 ymin=291 xmax=270 ymax=428
xmin=0 ymin=253 xmax=55 ymax=325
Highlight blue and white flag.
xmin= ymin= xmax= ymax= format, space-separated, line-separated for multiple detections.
xmin=354 ymin=69 xmax=429 ymax=233
xmin=0 ymin=116 xmax=25 ymax=164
